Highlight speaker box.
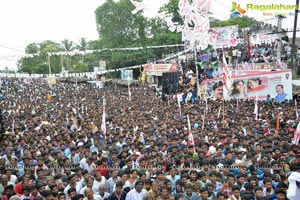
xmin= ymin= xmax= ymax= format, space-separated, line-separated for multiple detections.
xmin=162 ymin=72 xmax=179 ymax=95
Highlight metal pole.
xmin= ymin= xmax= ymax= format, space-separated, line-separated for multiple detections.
xmin=194 ymin=46 xmax=199 ymax=88
xmin=292 ymin=0 xmax=299 ymax=79
xmin=48 ymin=55 xmax=52 ymax=75
xmin=276 ymin=15 xmax=284 ymax=61
xmin=222 ymin=99 xmax=225 ymax=128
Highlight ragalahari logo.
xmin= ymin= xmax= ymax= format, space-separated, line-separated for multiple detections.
xmin=230 ymin=2 xmax=246 ymax=18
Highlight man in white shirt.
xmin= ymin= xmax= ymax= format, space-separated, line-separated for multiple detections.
xmin=83 ymin=188 xmax=102 ymax=200
xmin=125 ymin=181 xmax=147 ymax=200
xmin=64 ymin=174 xmax=82 ymax=200
xmin=92 ymin=171 xmax=107 ymax=195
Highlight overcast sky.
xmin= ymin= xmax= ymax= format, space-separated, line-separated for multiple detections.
xmin=0 ymin=0 xmax=298 ymax=70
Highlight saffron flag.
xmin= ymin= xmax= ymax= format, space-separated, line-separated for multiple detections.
xmin=101 ymin=97 xmax=106 ymax=137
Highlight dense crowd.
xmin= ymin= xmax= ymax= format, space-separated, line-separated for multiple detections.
xmin=196 ymin=43 xmax=299 ymax=70
xmin=0 ymin=76 xmax=299 ymax=200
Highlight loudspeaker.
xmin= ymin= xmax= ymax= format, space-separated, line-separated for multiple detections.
xmin=162 ymin=72 xmax=180 ymax=95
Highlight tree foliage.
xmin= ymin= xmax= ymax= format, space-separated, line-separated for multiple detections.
xmin=210 ymin=16 xmax=259 ymax=29
xmin=18 ymin=0 xmax=260 ymax=75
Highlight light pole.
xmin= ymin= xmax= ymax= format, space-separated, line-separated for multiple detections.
xmin=292 ymin=0 xmax=299 ymax=79
xmin=48 ymin=54 xmax=52 ymax=75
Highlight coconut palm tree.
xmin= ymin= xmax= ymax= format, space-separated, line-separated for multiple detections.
xmin=61 ymin=39 xmax=75 ymax=70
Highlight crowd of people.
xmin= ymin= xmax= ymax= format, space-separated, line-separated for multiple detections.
xmin=197 ymin=42 xmax=300 ymax=68
xmin=0 ymin=75 xmax=299 ymax=200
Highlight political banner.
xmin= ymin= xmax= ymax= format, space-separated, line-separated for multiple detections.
xmin=250 ymin=33 xmax=278 ymax=45
xmin=121 ymin=70 xmax=133 ymax=81
xmin=99 ymin=61 xmax=106 ymax=72
xmin=204 ymin=70 xmax=292 ymax=101
xmin=209 ymin=25 xmax=238 ymax=48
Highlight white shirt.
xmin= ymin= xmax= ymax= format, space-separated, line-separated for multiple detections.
xmin=208 ymin=146 xmax=216 ymax=154
xmin=64 ymin=182 xmax=82 ymax=200
xmin=92 ymin=178 xmax=107 ymax=195
xmin=83 ymin=194 xmax=103 ymax=200
xmin=287 ymin=172 xmax=300 ymax=200
xmin=125 ymin=188 xmax=147 ymax=200
xmin=112 ymin=181 xmax=131 ymax=192
xmin=9 ymin=175 xmax=18 ymax=184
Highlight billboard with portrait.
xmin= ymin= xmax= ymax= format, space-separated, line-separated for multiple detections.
xmin=204 ymin=70 xmax=292 ymax=101
xmin=121 ymin=69 xmax=133 ymax=81
xmin=209 ymin=25 xmax=239 ymax=49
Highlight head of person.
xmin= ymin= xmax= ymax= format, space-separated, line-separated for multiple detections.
xmin=115 ymin=181 xmax=123 ymax=195
xmin=213 ymin=81 xmax=223 ymax=100
xmin=232 ymin=80 xmax=245 ymax=94
xmin=232 ymin=185 xmax=240 ymax=198
xmin=276 ymin=84 xmax=284 ymax=95
xmin=135 ymin=180 xmax=144 ymax=193
xmin=254 ymin=186 xmax=263 ymax=199
xmin=248 ymin=78 xmax=262 ymax=89
xmin=275 ymin=189 xmax=286 ymax=200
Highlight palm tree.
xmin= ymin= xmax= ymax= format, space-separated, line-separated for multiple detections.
xmin=77 ymin=37 xmax=89 ymax=51
xmin=61 ymin=39 xmax=75 ymax=70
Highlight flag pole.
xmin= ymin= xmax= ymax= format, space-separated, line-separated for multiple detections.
xmin=222 ymin=98 xmax=225 ymax=128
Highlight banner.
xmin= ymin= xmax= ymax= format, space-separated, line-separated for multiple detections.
xmin=121 ymin=70 xmax=133 ymax=81
xmin=48 ymin=77 xmax=56 ymax=85
xmin=144 ymin=63 xmax=177 ymax=76
xmin=250 ymin=33 xmax=278 ymax=45
xmin=204 ymin=70 xmax=292 ymax=101
xmin=99 ymin=61 xmax=106 ymax=72
xmin=209 ymin=25 xmax=238 ymax=48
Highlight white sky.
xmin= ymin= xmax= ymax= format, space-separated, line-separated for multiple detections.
xmin=0 ymin=0 xmax=299 ymax=70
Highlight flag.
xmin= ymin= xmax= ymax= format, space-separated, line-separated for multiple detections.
xmin=262 ymin=55 xmax=269 ymax=63
xmin=129 ymin=0 xmax=144 ymax=14
xmin=254 ymin=95 xmax=258 ymax=121
xmin=128 ymin=81 xmax=132 ymax=102
xmin=187 ymin=115 xmax=195 ymax=152
xmin=276 ymin=59 xmax=283 ymax=69
xmin=222 ymin=52 xmax=232 ymax=99
xmin=292 ymin=122 xmax=300 ymax=145
xmin=276 ymin=113 xmax=280 ymax=131
xmin=296 ymin=100 xmax=299 ymax=119
xmin=217 ymin=106 xmax=221 ymax=118
xmin=101 ymin=97 xmax=106 ymax=137
xmin=177 ymin=94 xmax=182 ymax=116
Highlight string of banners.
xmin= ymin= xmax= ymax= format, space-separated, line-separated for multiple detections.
xmin=0 ymin=44 xmax=185 ymax=61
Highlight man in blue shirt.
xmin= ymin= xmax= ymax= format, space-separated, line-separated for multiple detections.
xmin=275 ymin=84 xmax=289 ymax=103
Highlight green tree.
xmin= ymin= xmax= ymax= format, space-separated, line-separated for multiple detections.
xmin=159 ymin=0 xmax=182 ymax=24
xmin=95 ymin=0 xmax=148 ymax=48
xmin=61 ymin=39 xmax=75 ymax=70
xmin=77 ymin=37 xmax=89 ymax=51
xmin=210 ymin=16 xmax=259 ymax=29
